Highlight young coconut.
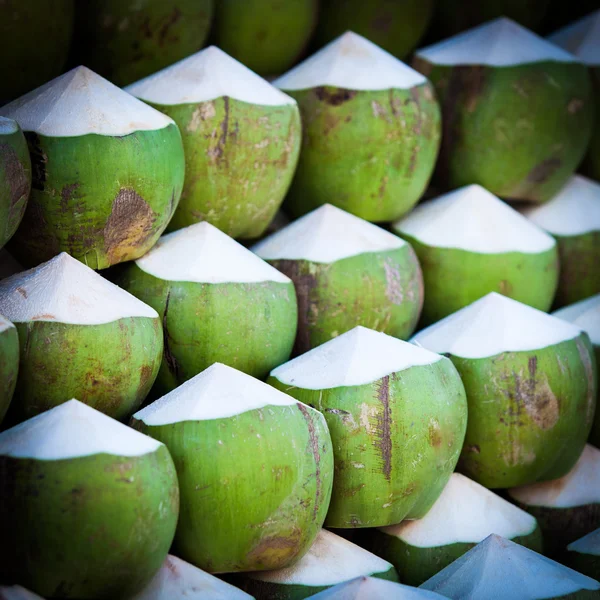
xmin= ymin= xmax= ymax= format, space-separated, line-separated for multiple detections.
xmin=0 ymin=117 xmax=30 ymax=249
xmin=553 ymin=294 xmax=600 ymax=444
xmin=131 ymin=555 xmax=254 ymax=600
xmin=364 ymin=473 xmax=543 ymax=586
xmin=508 ymin=444 xmax=600 ymax=558
xmin=0 ymin=400 xmax=179 ymax=599
xmin=565 ymin=529 xmax=600 ymax=580
xmin=0 ymin=587 xmax=44 ymax=600
xmin=305 ymin=577 xmax=448 ymax=600
xmin=274 ymin=32 xmax=441 ymax=222
xmin=0 ymin=0 xmax=74 ymax=104
xmin=252 ymin=204 xmax=423 ymax=352
xmin=413 ymin=18 xmax=594 ymax=203
xmin=420 ymin=534 xmax=600 ymax=599
xmin=267 ymin=326 xmax=468 ymax=528
xmin=0 ymin=66 xmax=185 ymax=270
xmin=411 ymin=293 xmax=598 ymax=488
xmin=212 ymin=0 xmax=318 ymax=77
xmin=70 ymin=0 xmax=213 ymax=86
xmin=116 ymin=222 xmax=297 ymax=394
xmin=0 ymin=249 xmax=22 ymax=280
xmin=520 ymin=175 xmax=600 ymax=307
xmin=312 ymin=0 xmax=434 ymax=60
xmin=0 ymin=252 xmax=163 ymax=423
xmin=238 ymin=529 xmax=399 ymax=599
xmin=131 ymin=363 xmax=334 ymax=573
xmin=0 ymin=315 xmax=18 ymax=424
xmin=392 ymin=184 xmax=558 ymax=325
xmin=548 ymin=10 xmax=600 ymax=181
xmin=125 ymin=46 xmax=301 ymax=240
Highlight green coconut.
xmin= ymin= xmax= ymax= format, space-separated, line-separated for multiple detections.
xmin=0 ymin=249 xmax=22 ymax=280
xmin=274 ymin=32 xmax=441 ymax=222
xmin=552 ymin=294 xmax=600 ymax=444
xmin=0 ymin=117 xmax=30 ymax=250
xmin=268 ymin=326 xmax=467 ymax=528
xmin=420 ymin=534 xmax=600 ymax=599
xmin=0 ymin=66 xmax=185 ymax=270
xmin=131 ymin=363 xmax=334 ymax=573
xmin=131 ymin=555 xmax=254 ymax=600
xmin=70 ymin=0 xmax=213 ymax=87
xmin=313 ymin=0 xmax=434 ymax=60
xmin=430 ymin=0 xmax=550 ymax=38
xmin=0 ymin=314 xmax=18 ymax=425
xmin=565 ymin=529 xmax=600 ymax=580
xmin=306 ymin=577 xmax=448 ymax=599
xmin=548 ymin=11 xmax=600 ymax=182
xmin=212 ymin=0 xmax=318 ymax=78
xmin=126 ymin=46 xmax=301 ymax=240
xmin=413 ymin=18 xmax=594 ymax=203
xmin=412 ymin=292 xmax=598 ymax=489
xmin=364 ymin=473 xmax=542 ymax=586
xmin=116 ymin=222 xmax=297 ymax=395
xmin=0 ymin=586 xmax=44 ymax=600
xmin=0 ymin=0 xmax=74 ymax=104
xmin=0 ymin=399 xmax=179 ymax=599
xmin=520 ymin=176 xmax=600 ymax=307
xmin=393 ymin=184 xmax=558 ymax=325
xmin=253 ymin=204 xmax=423 ymax=353
xmin=0 ymin=252 xmax=163 ymax=423
xmin=238 ymin=529 xmax=398 ymax=599
xmin=508 ymin=444 xmax=600 ymax=559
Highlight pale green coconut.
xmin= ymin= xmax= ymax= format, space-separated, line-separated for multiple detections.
xmin=212 ymin=0 xmax=318 ymax=77
xmin=411 ymin=292 xmax=598 ymax=489
xmin=116 ymin=222 xmax=296 ymax=395
xmin=393 ymin=184 xmax=558 ymax=325
xmin=131 ymin=363 xmax=334 ymax=574
xmin=508 ymin=444 xmax=600 ymax=559
xmin=306 ymin=577 xmax=448 ymax=599
xmin=268 ymin=326 xmax=467 ymax=528
xmin=566 ymin=529 xmax=600 ymax=580
xmin=0 ymin=117 xmax=30 ymax=249
xmin=520 ymin=176 xmax=600 ymax=307
xmin=0 ymin=252 xmax=163 ymax=423
xmin=126 ymin=47 xmax=301 ymax=240
xmin=274 ymin=32 xmax=441 ymax=222
xmin=71 ymin=0 xmax=214 ymax=87
xmin=0 ymin=586 xmax=44 ymax=600
xmin=253 ymin=204 xmax=423 ymax=353
xmin=131 ymin=555 xmax=254 ymax=600
xmin=0 ymin=66 xmax=185 ymax=270
xmin=0 ymin=0 xmax=74 ymax=104
xmin=313 ymin=0 xmax=434 ymax=60
xmin=0 ymin=249 xmax=22 ymax=280
xmin=553 ymin=294 xmax=600 ymax=444
xmin=238 ymin=529 xmax=398 ymax=599
xmin=0 ymin=399 xmax=179 ymax=599
xmin=548 ymin=11 xmax=600 ymax=182
xmin=420 ymin=534 xmax=600 ymax=599
xmin=365 ymin=473 xmax=542 ymax=586
xmin=413 ymin=18 xmax=594 ymax=203
xmin=0 ymin=314 xmax=18 ymax=425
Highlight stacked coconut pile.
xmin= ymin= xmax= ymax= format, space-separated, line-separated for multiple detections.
xmin=0 ymin=5 xmax=599 ymax=599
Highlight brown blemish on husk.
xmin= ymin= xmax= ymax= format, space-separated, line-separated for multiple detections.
xmin=315 ymin=87 xmax=357 ymax=106
xmin=428 ymin=420 xmax=442 ymax=447
xmin=526 ymin=157 xmax=562 ymax=184
xmin=0 ymin=143 xmax=30 ymax=221
xmin=207 ymin=96 xmax=230 ymax=161
xmin=103 ymin=188 xmax=157 ymax=262
xmin=24 ymin=132 xmax=47 ymax=192
xmin=383 ymin=258 xmax=403 ymax=305
xmin=297 ymin=403 xmax=322 ymax=520
xmin=162 ymin=291 xmax=180 ymax=380
xmin=246 ymin=529 xmax=303 ymax=568
xmin=375 ymin=376 xmax=392 ymax=481
xmin=568 ymin=98 xmax=584 ymax=114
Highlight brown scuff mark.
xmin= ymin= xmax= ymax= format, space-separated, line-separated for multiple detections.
xmin=428 ymin=419 xmax=442 ymax=448
xmin=468 ymin=445 xmax=481 ymax=454
xmin=207 ymin=97 xmax=230 ymax=161
xmin=575 ymin=337 xmax=597 ymax=425
xmin=0 ymin=143 xmax=30 ymax=212
xmin=138 ymin=364 xmax=153 ymax=395
xmin=568 ymin=98 xmax=584 ymax=114
xmin=246 ymin=530 xmax=302 ymax=568
xmin=315 ymin=87 xmax=357 ymax=106
xmin=383 ymin=258 xmax=403 ymax=305
xmin=162 ymin=291 xmax=180 ymax=380
xmin=297 ymin=403 xmax=322 ymax=520
xmin=526 ymin=157 xmax=562 ymax=184
xmin=103 ymin=188 xmax=157 ymax=262
xmin=375 ymin=376 xmax=392 ymax=481
xmin=59 ymin=182 xmax=81 ymax=212
xmin=158 ymin=7 xmax=182 ymax=47
xmin=499 ymin=279 xmax=513 ymax=295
